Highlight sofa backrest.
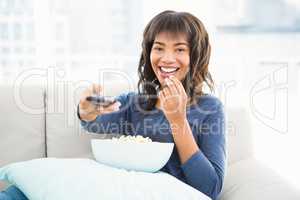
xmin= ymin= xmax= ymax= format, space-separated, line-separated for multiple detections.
xmin=0 ymin=84 xmax=46 ymax=190
xmin=225 ymin=107 xmax=254 ymax=165
xmin=0 ymin=84 xmax=46 ymax=165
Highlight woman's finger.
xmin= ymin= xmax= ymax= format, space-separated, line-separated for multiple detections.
xmin=79 ymin=107 xmax=98 ymax=118
xmin=169 ymin=76 xmax=185 ymax=94
xmin=165 ymin=78 xmax=179 ymax=96
xmin=92 ymin=84 xmax=102 ymax=95
xmin=160 ymin=80 xmax=168 ymax=97
xmin=80 ymin=83 xmax=102 ymax=104
xmin=158 ymin=89 xmax=165 ymax=104
xmin=161 ymin=86 xmax=171 ymax=98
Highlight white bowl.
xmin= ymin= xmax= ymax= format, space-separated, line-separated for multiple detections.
xmin=91 ymin=139 xmax=174 ymax=173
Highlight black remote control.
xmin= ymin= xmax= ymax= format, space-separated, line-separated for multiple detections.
xmin=86 ymin=96 xmax=116 ymax=107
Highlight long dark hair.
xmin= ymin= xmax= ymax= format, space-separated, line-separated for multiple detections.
xmin=137 ymin=10 xmax=214 ymax=111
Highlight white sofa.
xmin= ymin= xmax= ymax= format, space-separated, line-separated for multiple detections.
xmin=0 ymin=83 xmax=300 ymax=200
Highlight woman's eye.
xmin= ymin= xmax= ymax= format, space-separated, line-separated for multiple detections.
xmin=153 ymin=47 xmax=163 ymax=51
xmin=176 ymin=48 xmax=186 ymax=52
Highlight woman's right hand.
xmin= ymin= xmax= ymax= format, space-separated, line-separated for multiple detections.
xmin=78 ymin=84 xmax=121 ymax=122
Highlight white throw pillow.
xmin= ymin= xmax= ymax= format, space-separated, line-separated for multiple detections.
xmin=0 ymin=158 xmax=211 ymax=200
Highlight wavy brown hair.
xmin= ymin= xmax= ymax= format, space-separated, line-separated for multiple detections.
xmin=137 ymin=10 xmax=214 ymax=111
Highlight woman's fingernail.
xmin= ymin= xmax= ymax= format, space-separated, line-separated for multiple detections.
xmin=167 ymin=78 xmax=174 ymax=85
xmin=165 ymin=79 xmax=171 ymax=85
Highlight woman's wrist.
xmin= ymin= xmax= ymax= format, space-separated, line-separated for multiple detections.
xmin=168 ymin=115 xmax=187 ymax=126
xmin=169 ymin=116 xmax=188 ymax=136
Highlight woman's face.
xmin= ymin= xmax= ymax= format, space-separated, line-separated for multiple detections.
xmin=150 ymin=32 xmax=190 ymax=85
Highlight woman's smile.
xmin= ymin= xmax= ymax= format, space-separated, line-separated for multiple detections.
xmin=158 ymin=66 xmax=180 ymax=79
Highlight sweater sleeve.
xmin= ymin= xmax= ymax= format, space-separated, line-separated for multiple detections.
xmin=78 ymin=93 xmax=133 ymax=134
xmin=181 ymin=103 xmax=226 ymax=200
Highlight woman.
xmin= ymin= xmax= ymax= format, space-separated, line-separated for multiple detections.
xmin=0 ymin=10 xmax=226 ymax=200
xmin=79 ymin=10 xmax=226 ymax=200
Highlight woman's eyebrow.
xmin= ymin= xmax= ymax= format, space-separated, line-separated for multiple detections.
xmin=153 ymin=41 xmax=188 ymax=46
xmin=174 ymin=42 xmax=188 ymax=46
xmin=153 ymin=41 xmax=165 ymax=45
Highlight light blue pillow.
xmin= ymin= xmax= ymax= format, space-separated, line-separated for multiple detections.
xmin=0 ymin=158 xmax=211 ymax=200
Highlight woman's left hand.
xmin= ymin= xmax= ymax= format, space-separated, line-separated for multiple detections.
xmin=158 ymin=76 xmax=188 ymax=124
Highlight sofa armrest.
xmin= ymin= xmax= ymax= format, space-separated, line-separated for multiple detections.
xmin=219 ymin=157 xmax=300 ymax=200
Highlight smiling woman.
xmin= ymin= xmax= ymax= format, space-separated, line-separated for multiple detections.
xmin=78 ymin=10 xmax=226 ymax=200
xmin=77 ymin=10 xmax=225 ymax=200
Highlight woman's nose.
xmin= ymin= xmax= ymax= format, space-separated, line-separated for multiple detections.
xmin=161 ymin=51 xmax=176 ymax=63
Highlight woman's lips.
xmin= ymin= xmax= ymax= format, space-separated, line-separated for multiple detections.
xmin=158 ymin=67 xmax=179 ymax=79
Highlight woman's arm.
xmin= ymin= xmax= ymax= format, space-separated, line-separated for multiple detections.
xmin=155 ymin=76 xmax=226 ymax=199
xmin=170 ymin=117 xmax=199 ymax=164
xmin=172 ymin=103 xmax=226 ymax=200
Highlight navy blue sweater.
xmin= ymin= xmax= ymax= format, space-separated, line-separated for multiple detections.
xmin=80 ymin=93 xmax=226 ymax=200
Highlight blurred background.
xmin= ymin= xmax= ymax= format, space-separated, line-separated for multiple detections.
xmin=0 ymin=0 xmax=299 ymax=189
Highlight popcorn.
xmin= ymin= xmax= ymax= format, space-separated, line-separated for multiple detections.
xmin=112 ymin=135 xmax=152 ymax=143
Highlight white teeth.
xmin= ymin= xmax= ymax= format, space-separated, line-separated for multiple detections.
xmin=160 ymin=67 xmax=178 ymax=73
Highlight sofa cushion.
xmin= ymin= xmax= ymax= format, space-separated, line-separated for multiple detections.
xmin=219 ymin=157 xmax=300 ymax=200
